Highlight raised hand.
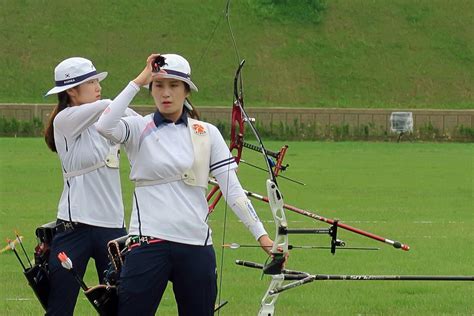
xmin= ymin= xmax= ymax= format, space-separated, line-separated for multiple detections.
xmin=132 ymin=53 xmax=161 ymax=87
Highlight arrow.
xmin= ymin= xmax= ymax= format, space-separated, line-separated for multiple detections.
xmin=7 ymin=238 xmax=27 ymax=270
xmin=57 ymin=252 xmax=88 ymax=291
xmin=15 ymin=231 xmax=32 ymax=268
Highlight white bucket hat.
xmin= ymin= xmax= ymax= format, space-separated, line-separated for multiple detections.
xmin=45 ymin=57 xmax=107 ymax=96
xmin=151 ymin=54 xmax=198 ymax=91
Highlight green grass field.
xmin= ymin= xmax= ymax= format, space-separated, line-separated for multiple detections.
xmin=0 ymin=138 xmax=472 ymax=315
xmin=1 ymin=0 xmax=474 ymax=108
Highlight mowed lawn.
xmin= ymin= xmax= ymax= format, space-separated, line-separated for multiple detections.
xmin=0 ymin=138 xmax=472 ymax=315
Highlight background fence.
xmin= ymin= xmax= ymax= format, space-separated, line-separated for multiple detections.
xmin=0 ymin=104 xmax=472 ymax=141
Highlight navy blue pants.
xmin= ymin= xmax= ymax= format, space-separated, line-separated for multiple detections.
xmin=118 ymin=241 xmax=217 ymax=316
xmin=46 ymin=223 xmax=126 ymax=316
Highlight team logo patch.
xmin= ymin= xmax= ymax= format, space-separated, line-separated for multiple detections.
xmin=192 ymin=123 xmax=206 ymax=135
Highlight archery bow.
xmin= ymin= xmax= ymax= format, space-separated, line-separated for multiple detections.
xmin=208 ymin=2 xmax=410 ymax=314
xmin=204 ymin=2 xmax=473 ymax=315
xmin=207 ymin=1 xmax=379 ymax=314
xmin=226 ymin=56 xmax=290 ymax=316
xmin=199 ymin=3 xmax=292 ymax=313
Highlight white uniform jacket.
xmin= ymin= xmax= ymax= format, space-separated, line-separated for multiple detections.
xmin=97 ymin=82 xmax=268 ymax=245
xmin=53 ymin=100 xmax=126 ymax=228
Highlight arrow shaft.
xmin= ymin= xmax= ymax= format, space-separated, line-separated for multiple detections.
xmin=11 ymin=245 xmax=26 ymax=271
xmin=16 ymin=235 xmax=32 ymax=268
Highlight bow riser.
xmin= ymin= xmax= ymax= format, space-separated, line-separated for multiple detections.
xmin=260 ymin=179 xmax=289 ymax=279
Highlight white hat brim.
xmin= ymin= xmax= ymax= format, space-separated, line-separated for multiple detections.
xmin=45 ymin=72 xmax=108 ymax=96
xmin=145 ymin=73 xmax=198 ymax=92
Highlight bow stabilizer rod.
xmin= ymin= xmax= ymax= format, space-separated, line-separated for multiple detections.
xmin=208 ymin=179 xmax=410 ymax=251
xmin=269 ymin=274 xmax=474 ymax=295
xmin=224 ymin=243 xmax=380 ymax=251
xmin=235 ymin=260 xmax=474 ymax=296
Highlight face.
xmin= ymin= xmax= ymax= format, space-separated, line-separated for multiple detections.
xmin=67 ymin=79 xmax=102 ymax=106
xmin=151 ymin=78 xmax=189 ymax=122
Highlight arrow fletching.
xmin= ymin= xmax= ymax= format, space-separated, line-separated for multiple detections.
xmin=223 ymin=243 xmax=241 ymax=249
xmin=7 ymin=238 xmax=16 ymax=250
xmin=58 ymin=252 xmax=73 ymax=270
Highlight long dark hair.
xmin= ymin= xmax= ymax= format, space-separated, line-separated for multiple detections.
xmin=44 ymin=91 xmax=70 ymax=152
xmin=149 ymin=82 xmax=200 ymax=120
xmin=183 ymin=86 xmax=200 ymax=120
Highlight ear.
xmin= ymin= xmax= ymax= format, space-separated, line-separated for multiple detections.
xmin=66 ymin=87 xmax=78 ymax=98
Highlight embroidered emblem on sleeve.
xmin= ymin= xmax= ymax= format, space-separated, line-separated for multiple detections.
xmin=192 ymin=123 xmax=206 ymax=135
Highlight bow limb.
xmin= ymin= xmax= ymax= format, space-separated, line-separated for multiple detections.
xmin=206 ymin=63 xmax=245 ymax=213
xmin=258 ymin=274 xmax=285 ymax=316
xmin=229 ymin=90 xmax=245 ymax=165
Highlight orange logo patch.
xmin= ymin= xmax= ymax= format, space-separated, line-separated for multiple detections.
xmin=192 ymin=123 xmax=206 ymax=135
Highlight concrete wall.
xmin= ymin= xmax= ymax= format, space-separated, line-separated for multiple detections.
xmin=1 ymin=103 xmax=472 ymax=139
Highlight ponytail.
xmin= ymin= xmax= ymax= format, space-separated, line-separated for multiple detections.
xmin=184 ymin=98 xmax=200 ymax=120
xmin=44 ymin=91 xmax=70 ymax=152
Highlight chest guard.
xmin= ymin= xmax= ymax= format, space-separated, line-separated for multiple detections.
xmin=184 ymin=118 xmax=211 ymax=188
xmin=134 ymin=117 xmax=211 ymax=189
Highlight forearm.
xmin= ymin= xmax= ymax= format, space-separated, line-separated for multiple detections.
xmin=97 ymin=81 xmax=140 ymax=143
xmin=55 ymin=99 xmax=111 ymax=138
xmin=214 ymin=171 xmax=268 ymax=240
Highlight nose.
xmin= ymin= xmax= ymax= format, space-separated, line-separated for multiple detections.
xmin=96 ymin=82 xmax=102 ymax=91
xmin=161 ymin=86 xmax=170 ymax=98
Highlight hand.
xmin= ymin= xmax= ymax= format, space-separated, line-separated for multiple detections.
xmin=258 ymin=235 xmax=289 ymax=262
xmin=132 ymin=54 xmax=161 ymax=87
xmin=258 ymin=234 xmax=274 ymax=256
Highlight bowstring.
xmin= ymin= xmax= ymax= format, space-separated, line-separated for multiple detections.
xmin=193 ymin=0 xmax=275 ymax=312
xmin=195 ymin=2 xmax=226 ymax=71
xmin=218 ymin=0 xmax=240 ymax=314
